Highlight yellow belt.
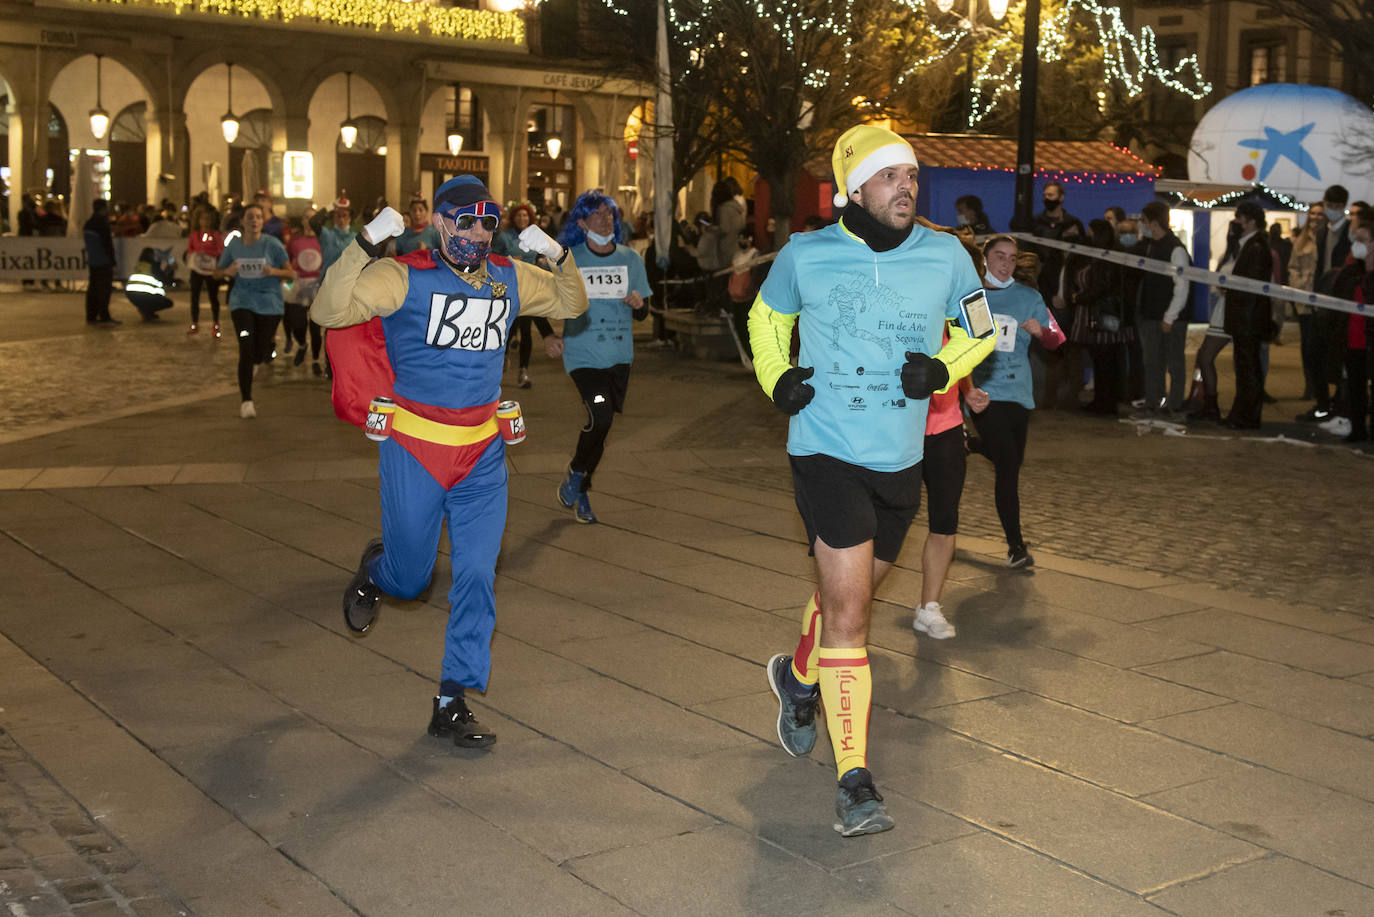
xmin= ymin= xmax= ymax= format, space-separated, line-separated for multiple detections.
xmin=390 ymin=406 xmax=498 ymax=446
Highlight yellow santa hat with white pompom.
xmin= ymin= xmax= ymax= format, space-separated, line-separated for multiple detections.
xmin=831 ymin=124 xmax=919 ymax=208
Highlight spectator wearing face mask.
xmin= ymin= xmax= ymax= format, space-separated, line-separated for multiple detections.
xmin=1133 ymin=201 xmax=1192 ymax=416
xmin=954 ymin=195 xmax=993 ymax=235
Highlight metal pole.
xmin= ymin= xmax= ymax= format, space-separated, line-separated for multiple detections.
xmin=1010 ymin=0 xmax=1039 ymax=232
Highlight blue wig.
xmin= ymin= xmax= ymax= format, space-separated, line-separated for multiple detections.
xmin=558 ymin=190 xmax=623 ymax=248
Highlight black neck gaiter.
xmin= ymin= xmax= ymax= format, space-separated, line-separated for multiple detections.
xmin=840 ymin=201 xmax=912 ymax=253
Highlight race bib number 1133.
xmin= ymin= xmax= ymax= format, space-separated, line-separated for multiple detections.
xmin=579 ymin=266 xmax=628 ymax=301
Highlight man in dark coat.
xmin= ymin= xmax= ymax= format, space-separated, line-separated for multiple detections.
xmin=82 ymin=199 xmax=119 ymax=325
xmin=1222 ymin=201 xmax=1275 ymax=429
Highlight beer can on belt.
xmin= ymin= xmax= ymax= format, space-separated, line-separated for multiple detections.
xmin=496 ymin=400 xmax=526 ymax=445
xmin=365 ymin=396 xmax=396 ymax=442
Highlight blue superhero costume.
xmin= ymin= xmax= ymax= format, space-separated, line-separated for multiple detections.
xmin=315 ymin=234 xmax=588 ymax=699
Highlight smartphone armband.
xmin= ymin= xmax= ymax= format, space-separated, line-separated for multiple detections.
xmin=957 ymin=288 xmax=997 ymax=340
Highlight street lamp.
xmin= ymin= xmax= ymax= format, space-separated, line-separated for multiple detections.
xmin=221 ymin=62 xmax=239 ymax=144
xmin=89 ymin=54 xmax=110 ymax=141
xmin=545 ymin=90 xmax=563 ymax=160
xmin=340 ymin=72 xmax=358 ymax=150
xmin=447 ymin=131 xmax=463 ymax=156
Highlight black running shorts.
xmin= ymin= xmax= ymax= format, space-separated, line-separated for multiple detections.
xmin=922 ymin=426 xmax=967 ymax=536
xmin=789 ymin=453 xmax=922 ymax=563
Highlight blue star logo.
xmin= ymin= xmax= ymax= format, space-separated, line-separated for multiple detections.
xmin=1238 ymin=123 xmax=1321 ymax=182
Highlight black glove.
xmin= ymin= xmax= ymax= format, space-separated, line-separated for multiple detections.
xmin=901 ymin=351 xmax=949 ymax=400
xmin=772 ymin=366 xmax=816 ymax=415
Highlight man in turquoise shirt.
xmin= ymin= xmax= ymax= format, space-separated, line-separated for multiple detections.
xmin=749 ymin=124 xmax=993 ymax=838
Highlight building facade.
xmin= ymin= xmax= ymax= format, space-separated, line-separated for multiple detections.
xmin=1123 ymin=0 xmax=1355 ymax=176
xmin=1 ymin=0 xmax=653 ymax=228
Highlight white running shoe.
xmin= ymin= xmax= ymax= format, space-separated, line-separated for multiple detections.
xmin=913 ymin=602 xmax=956 ymax=639
xmin=240 ymin=400 xmax=257 ymax=419
xmin=1318 ymin=416 xmax=1353 ymax=437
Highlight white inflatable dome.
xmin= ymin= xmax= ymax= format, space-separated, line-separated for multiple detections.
xmin=1188 ymin=83 xmax=1374 ymax=203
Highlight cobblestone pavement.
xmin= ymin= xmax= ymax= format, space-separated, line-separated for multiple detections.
xmin=0 ymin=731 xmax=189 ymax=917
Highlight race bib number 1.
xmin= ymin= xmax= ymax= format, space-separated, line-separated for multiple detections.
xmin=579 ymin=266 xmax=628 ymax=301
xmin=993 ymin=313 xmax=1018 ymax=353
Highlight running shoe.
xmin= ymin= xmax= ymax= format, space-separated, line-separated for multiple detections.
xmin=213 ymin=322 xmax=222 ymax=339
xmin=239 ymin=400 xmax=256 ymax=419
xmin=1318 ymin=416 xmax=1353 ymax=437
xmin=574 ymin=493 xmax=597 ymax=524
xmin=766 ymin=654 xmax=818 ymax=757
xmin=518 ymin=368 xmax=532 ymax=389
xmin=187 ymin=323 xmax=198 ymax=335
xmin=913 ymin=602 xmax=956 ymax=639
xmin=1007 ymin=544 xmax=1034 ymax=568
xmin=558 ymin=467 xmax=586 ymax=509
xmin=834 ymin=767 xmax=894 ymax=837
xmin=343 ymin=538 xmax=384 ymax=635
xmin=312 ymin=361 xmax=323 ymax=377
xmin=1296 ymin=408 xmax=1329 ymax=423
xmin=427 ymin=695 xmax=496 ymax=748
xmin=294 ymin=348 xmax=307 ymax=366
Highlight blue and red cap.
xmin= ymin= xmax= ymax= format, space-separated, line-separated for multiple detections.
xmin=434 ymin=175 xmax=501 ymax=223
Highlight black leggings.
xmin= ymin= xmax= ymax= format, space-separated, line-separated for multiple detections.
xmin=508 ymin=316 xmax=555 ymax=370
xmin=568 ymin=365 xmax=630 ymax=490
xmin=231 ymin=309 xmax=281 ymax=401
xmin=189 ymin=272 xmax=221 ymax=324
xmin=285 ymin=303 xmax=324 ymax=359
xmin=971 ymin=401 xmax=1030 ymax=550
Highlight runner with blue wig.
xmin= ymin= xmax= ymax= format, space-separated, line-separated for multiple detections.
xmin=549 ymin=190 xmax=653 ymax=523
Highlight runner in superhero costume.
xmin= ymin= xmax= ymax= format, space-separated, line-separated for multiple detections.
xmin=311 ymin=175 xmax=588 ymax=747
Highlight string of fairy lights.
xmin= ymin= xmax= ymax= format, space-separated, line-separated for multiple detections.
xmin=75 ymin=0 xmax=526 ymax=43
xmin=594 ymin=0 xmax=1211 ymax=129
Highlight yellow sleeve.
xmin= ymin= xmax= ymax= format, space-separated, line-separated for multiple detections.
xmin=310 ymin=241 xmax=408 ymax=328
xmin=933 ymin=323 xmax=995 ymax=394
xmin=747 ymin=295 xmax=798 ymax=399
xmin=511 ymin=253 xmax=590 ymax=320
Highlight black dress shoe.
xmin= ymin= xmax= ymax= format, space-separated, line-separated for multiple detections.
xmin=427 ymin=696 xmax=497 ymax=748
xmin=342 ymin=538 xmax=384 ymax=634
xmin=1222 ymin=417 xmax=1261 ymax=430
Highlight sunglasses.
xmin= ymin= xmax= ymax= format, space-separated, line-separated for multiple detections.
xmin=446 ymin=213 xmax=499 ymax=232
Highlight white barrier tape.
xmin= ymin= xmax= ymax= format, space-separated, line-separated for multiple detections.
xmin=1008 ymin=232 xmax=1365 ymax=317
xmin=659 ymin=252 xmax=778 ymax=286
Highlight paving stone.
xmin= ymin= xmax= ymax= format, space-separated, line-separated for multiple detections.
xmin=54 ymin=876 xmax=108 ymax=905
xmin=72 ymin=901 xmax=125 ymax=916
xmin=915 ymin=638 xmax=1221 ymax=722
xmin=1139 ymin=651 xmax=1374 ymax=735
xmin=568 ymin=822 xmax=905 ymax=917
xmin=129 ymin=898 xmax=191 ymax=917
xmin=922 ymin=692 xmax=1244 ymax=797
xmin=1143 ymin=702 xmax=1374 ymax=802
xmin=1140 ymin=608 xmax=1374 ymax=677
xmin=554 ymin=629 xmax=768 ymax=707
xmin=841 ymin=831 xmax=1171 ymax=917
xmin=1148 ymin=854 xmax=1374 ymax=916
xmin=1145 ymin=767 xmax=1374 ymax=887
xmin=915 ymin=753 xmax=1262 ymax=894
xmin=412 ymin=736 xmax=716 ymax=862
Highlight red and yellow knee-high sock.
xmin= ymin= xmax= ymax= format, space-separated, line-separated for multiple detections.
xmin=817 ymin=646 xmax=873 ymax=779
xmin=790 ymin=592 xmax=822 ymax=688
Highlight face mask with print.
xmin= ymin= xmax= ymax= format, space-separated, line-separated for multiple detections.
xmin=444 ymin=233 xmax=490 ymax=268
xmin=586 ymin=229 xmax=615 ymax=246
xmin=1353 ymin=241 xmax=1370 ymax=260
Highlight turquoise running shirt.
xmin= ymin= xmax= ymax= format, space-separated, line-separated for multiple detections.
xmin=757 ymin=221 xmax=982 ymax=471
xmin=561 ymin=243 xmax=652 ymax=372
xmin=972 ymin=282 xmax=1054 ymax=410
